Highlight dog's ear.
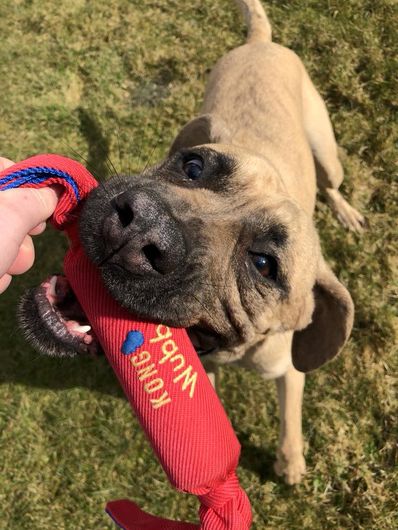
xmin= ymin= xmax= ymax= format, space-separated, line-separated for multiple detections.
xmin=169 ymin=114 xmax=231 ymax=155
xmin=292 ymin=258 xmax=354 ymax=372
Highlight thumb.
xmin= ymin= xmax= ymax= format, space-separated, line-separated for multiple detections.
xmin=0 ymin=157 xmax=15 ymax=171
xmin=0 ymin=186 xmax=60 ymax=277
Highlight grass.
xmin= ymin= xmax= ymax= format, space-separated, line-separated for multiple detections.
xmin=0 ymin=0 xmax=396 ymax=528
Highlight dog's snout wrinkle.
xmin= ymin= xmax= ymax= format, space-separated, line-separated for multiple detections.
xmin=98 ymin=240 xmax=128 ymax=267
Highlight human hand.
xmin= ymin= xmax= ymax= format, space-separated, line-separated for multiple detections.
xmin=0 ymin=157 xmax=60 ymax=293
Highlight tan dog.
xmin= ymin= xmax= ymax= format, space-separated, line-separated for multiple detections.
xmin=20 ymin=0 xmax=365 ymax=486
xmin=169 ymin=0 xmax=364 ymax=484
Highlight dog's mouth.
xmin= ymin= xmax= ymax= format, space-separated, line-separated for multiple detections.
xmin=188 ymin=325 xmax=220 ymax=357
xmin=18 ymin=274 xmax=223 ymax=359
xmin=19 ymin=274 xmax=101 ymax=357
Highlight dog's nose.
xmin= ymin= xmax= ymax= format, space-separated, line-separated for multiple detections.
xmin=106 ymin=189 xmax=186 ymax=275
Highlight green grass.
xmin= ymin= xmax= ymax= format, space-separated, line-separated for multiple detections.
xmin=0 ymin=1 xmax=396 ymax=528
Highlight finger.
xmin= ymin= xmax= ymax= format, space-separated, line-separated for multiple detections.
xmin=29 ymin=221 xmax=47 ymax=235
xmin=0 ymin=187 xmax=59 ymax=277
xmin=0 ymin=274 xmax=12 ymax=294
xmin=0 ymin=157 xmax=15 ymax=171
xmin=8 ymin=235 xmax=35 ymax=275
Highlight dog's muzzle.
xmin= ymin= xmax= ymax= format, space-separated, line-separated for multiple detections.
xmin=101 ymin=189 xmax=187 ymax=276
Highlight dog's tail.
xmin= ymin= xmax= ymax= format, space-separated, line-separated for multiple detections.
xmin=234 ymin=0 xmax=272 ymax=42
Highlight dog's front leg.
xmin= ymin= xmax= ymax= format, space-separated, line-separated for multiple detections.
xmin=274 ymin=366 xmax=306 ymax=485
xmin=202 ymin=358 xmax=221 ymax=391
xmin=301 ymin=68 xmax=365 ymax=232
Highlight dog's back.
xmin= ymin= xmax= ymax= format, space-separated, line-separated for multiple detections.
xmin=202 ymin=0 xmax=317 ymax=213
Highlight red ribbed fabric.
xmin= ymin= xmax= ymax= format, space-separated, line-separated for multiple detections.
xmin=0 ymin=155 xmax=252 ymax=530
xmin=106 ymin=500 xmax=199 ymax=529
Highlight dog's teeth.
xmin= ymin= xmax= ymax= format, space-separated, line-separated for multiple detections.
xmin=49 ymin=276 xmax=57 ymax=296
xmin=75 ymin=325 xmax=91 ymax=333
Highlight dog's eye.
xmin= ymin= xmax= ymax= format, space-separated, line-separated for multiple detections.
xmin=183 ymin=156 xmax=204 ymax=180
xmin=249 ymin=252 xmax=277 ymax=279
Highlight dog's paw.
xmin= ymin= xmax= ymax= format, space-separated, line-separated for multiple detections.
xmin=335 ymin=201 xmax=366 ymax=232
xmin=274 ymin=451 xmax=306 ymax=485
xmin=325 ymin=189 xmax=366 ymax=232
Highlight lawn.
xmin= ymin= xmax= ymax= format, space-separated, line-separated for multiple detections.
xmin=0 ymin=1 xmax=396 ymax=529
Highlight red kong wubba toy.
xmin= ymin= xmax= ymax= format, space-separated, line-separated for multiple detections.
xmin=0 ymin=155 xmax=252 ymax=530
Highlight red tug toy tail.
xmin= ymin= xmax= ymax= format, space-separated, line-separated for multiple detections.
xmin=0 ymin=155 xmax=252 ymax=530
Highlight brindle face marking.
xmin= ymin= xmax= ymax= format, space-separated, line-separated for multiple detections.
xmin=78 ymin=144 xmax=319 ymax=353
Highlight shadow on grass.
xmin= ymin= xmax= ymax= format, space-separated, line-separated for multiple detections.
xmin=0 ymin=344 xmax=124 ymax=398
xmin=235 ymin=429 xmax=277 ymax=482
xmin=77 ymin=107 xmax=112 ymax=180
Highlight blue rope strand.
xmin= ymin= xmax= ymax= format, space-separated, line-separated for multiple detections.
xmin=0 ymin=166 xmax=80 ymax=201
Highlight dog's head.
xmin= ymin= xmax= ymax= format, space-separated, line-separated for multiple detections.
xmin=19 ymin=115 xmax=353 ymax=372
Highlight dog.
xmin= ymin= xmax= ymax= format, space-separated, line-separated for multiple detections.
xmin=19 ymin=0 xmax=365 ymax=485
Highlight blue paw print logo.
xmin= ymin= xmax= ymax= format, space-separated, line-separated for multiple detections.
xmin=121 ymin=330 xmax=144 ymax=355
